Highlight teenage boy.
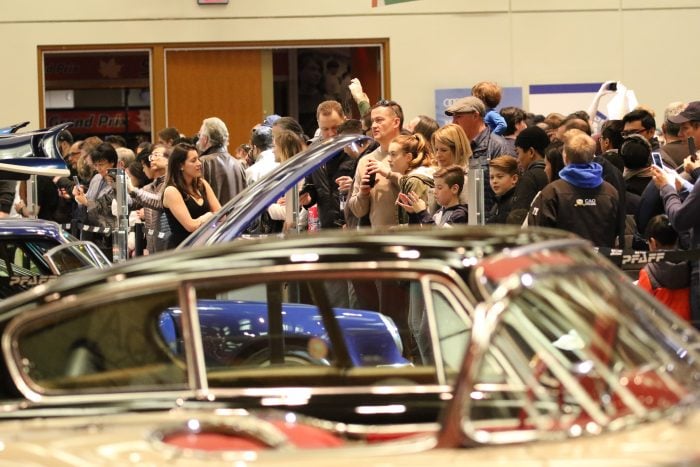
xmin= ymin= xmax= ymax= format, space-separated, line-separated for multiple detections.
xmin=486 ymin=155 xmax=519 ymax=224
xmin=397 ymin=165 xmax=468 ymax=226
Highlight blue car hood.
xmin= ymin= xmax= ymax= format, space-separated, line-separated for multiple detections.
xmin=0 ymin=123 xmax=72 ymax=177
xmin=181 ymin=134 xmax=371 ymax=248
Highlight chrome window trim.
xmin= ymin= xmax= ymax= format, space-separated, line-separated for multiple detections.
xmin=179 ymin=282 xmax=208 ymax=396
xmin=3 ymin=260 xmax=473 ymax=406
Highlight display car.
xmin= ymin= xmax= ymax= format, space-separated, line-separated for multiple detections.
xmin=0 ymin=122 xmax=72 ymax=177
xmin=180 ymin=134 xmax=371 ymax=248
xmin=0 ymin=227 xmax=697 ymax=464
xmin=0 ymin=219 xmax=110 ymax=298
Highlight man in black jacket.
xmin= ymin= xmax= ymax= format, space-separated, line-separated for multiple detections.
xmin=300 ymin=100 xmax=355 ymax=229
xmin=509 ymin=126 xmax=550 ymax=224
xmin=528 ymin=130 xmax=622 ymax=248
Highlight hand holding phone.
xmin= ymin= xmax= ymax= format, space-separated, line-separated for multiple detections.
xmin=367 ymin=172 xmax=376 ymax=188
xmin=651 ymin=152 xmax=663 ymax=169
xmin=72 ymin=176 xmax=82 ymax=193
xmin=688 ymin=136 xmax=697 ymax=162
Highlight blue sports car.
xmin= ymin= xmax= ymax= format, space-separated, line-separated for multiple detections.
xmin=159 ymin=299 xmax=407 ymax=368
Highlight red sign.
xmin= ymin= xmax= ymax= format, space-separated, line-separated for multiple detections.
xmin=44 ymin=53 xmax=149 ymax=82
xmin=46 ymin=109 xmax=151 ymax=134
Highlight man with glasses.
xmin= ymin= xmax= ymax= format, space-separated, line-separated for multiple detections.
xmin=127 ymin=144 xmax=171 ymax=253
xmin=72 ymin=143 xmax=119 ymax=257
xmin=621 ymin=108 xmax=674 ymax=166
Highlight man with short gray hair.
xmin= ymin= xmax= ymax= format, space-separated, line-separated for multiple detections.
xmin=196 ymin=117 xmax=247 ymax=205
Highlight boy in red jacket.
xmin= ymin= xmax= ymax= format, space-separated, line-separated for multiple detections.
xmin=638 ymin=214 xmax=691 ymax=321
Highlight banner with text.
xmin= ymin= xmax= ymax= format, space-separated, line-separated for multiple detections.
xmin=434 ymin=87 xmax=523 ymax=127
xmin=46 ymin=109 xmax=151 ymax=135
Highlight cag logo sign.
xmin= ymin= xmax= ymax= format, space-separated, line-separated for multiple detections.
xmin=443 ymin=97 xmax=463 ymax=107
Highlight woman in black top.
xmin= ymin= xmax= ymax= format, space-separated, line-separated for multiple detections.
xmin=162 ymin=143 xmax=221 ymax=249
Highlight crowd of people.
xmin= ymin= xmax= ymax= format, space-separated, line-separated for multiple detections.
xmin=1 ymin=79 xmax=698 ymax=326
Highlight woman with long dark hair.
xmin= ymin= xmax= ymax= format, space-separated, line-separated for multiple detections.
xmin=162 ymin=143 xmax=221 ymax=249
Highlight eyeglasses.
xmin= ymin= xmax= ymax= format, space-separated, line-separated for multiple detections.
xmin=374 ymin=99 xmax=403 ymax=121
xmin=376 ymin=99 xmax=397 ymax=107
xmin=621 ymin=128 xmax=647 ymax=137
xmin=148 ymin=151 xmax=164 ymax=162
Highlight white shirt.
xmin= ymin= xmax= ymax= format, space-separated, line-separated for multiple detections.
xmin=245 ymin=149 xmax=278 ymax=186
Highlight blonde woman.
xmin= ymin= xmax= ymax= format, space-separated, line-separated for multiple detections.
xmin=431 ymin=123 xmax=471 ymax=204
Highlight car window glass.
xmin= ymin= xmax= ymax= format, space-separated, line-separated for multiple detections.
xmin=464 ymin=267 xmax=696 ymax=443
xmin=429 ymin=283 xmax=471 ymax=382
xmin=189 ymin=277 xmax=440 ymax=388
xmin=14 ymin=289 xmax=187 ymax=395
xmin=3 ymin=240 xmax=52 ymax=275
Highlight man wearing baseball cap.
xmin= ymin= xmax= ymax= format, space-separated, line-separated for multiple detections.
xmin=652 ymin=100 xmax=700 ymax=328
xmin=668 ymin=101 xmax=700 ymax=145
xmin=446 ymin=96 xmax=511 ymax=214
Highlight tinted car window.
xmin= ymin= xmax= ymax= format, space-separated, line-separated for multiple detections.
xmin=181 ymin=274 xmax=471 ymax=388
xmin=465 ymin=267 xmax=698 ymax=443
xmin=0 ymin=239 xmax=57 ymax=295
xmin=14 ymin=289 xmax=187 ymax=395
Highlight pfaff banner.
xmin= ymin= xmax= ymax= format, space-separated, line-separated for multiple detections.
xmin=372 ymin=0 xmax=420 ymax=7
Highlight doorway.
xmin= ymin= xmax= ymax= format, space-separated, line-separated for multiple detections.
xmin=40 ymin=40 xmax=387 ymax=149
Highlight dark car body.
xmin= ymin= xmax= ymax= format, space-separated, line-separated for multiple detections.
xmin=0 ymin=219 xmax=109 ymax=298
xmin=0 ymin=227 xmax=697 ymax=465
xmin=0 ymin=123 xmax=71 ymax=178
xmin=1 ymin=225 xmax=696 ymax=428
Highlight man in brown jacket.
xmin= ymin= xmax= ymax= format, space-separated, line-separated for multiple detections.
xmin=196 ymin=117 xmax=247 ymax=206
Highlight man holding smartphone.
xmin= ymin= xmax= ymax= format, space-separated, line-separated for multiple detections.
xmin=651 ymin=100 xmax=700 ymax=328
xmin=73 ymin=143 xmax=119 ymax=257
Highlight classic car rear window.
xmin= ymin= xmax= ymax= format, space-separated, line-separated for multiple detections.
xmin=465 ymin=266 xmax=696 ymax=443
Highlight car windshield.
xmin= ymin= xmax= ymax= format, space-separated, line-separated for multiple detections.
xmin=182 ymin=134 xmax=371 ymax=248
xmin=463 ymin=265 xmax=699 ymax=445
xmin=43 ymin=241 xmax=111 ymax=275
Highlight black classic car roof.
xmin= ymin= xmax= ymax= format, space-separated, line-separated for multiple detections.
xmin=0 ymin=225 xmax=579 ymax=315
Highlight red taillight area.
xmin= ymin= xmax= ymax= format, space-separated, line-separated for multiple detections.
xmin=481 ymin=252 xmax=575 ymax=281
xmin=271 ymin=421 xmax=345 ymax=448
xmin=162 ymin=431 xmax=268 ymax=451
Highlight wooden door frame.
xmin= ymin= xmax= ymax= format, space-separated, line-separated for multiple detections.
xmin=38 ymin=39 xmax=390 ymax=135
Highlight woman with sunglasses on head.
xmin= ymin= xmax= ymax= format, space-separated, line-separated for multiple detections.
xmin=430 ymin=124 xmax=471 ymax=206
xmin=162 ymin=143 xmax=221 ymax=249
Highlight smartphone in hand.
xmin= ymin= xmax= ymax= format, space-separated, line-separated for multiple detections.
xmin=651 ymin=151 xmax=664 ymax=169
xmin=689 ymin=136 xmax=697 ymax=162
xmin=72 ymin=176 xmax=82 ymax=193
xmin=367 ymin=172 xmax=377 ymax=188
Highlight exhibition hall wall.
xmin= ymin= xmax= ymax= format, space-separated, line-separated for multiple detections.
xmin=2 ymin=0 xmax=699 ymax=130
